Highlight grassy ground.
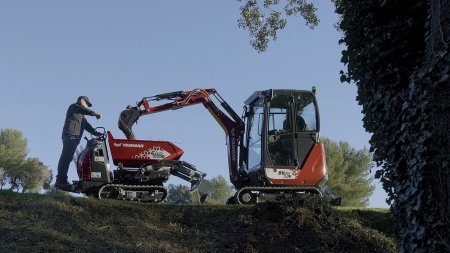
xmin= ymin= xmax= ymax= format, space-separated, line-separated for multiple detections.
xmin=0 ymin=190 xmax=396 ymax=253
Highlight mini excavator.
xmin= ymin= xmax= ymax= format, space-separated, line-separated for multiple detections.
xmin=118 ymin=88 xmax=330 ymax=204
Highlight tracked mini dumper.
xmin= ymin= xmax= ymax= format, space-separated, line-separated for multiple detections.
xmin=65 ymin=128 xmax=211 ymax=203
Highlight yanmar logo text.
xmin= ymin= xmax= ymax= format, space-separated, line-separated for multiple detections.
xmin=113 ymin=143 xmax=144 ymax=148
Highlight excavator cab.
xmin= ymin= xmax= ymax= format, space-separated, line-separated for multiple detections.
xmin=268 ymin=90 xmax=319 ymax=169
xmin=234 ymin=89 xmax=327 ymax=203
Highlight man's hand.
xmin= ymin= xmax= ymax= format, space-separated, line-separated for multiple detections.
xmin=95 ymin=113 xmax=102 ymax=120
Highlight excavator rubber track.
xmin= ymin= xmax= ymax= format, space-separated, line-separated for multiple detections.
xmin=231 ymin=186 xmax=322 ymax=205
xmin=98 ymin=184 xmax=168 ymax=203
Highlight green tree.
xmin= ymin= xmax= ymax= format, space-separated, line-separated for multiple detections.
xmin=19 ymin=158 xmax=52 ymax=193
xmin=0 ymin=128 xmax=28 ymax=191
xmin=322 ymin=138 xmax=375 ymax=207
xmin=238 ymin=0 xmax=319 ymax=52
xmin=0 ymin=128 xmax=27 ymax=172
xmin=207 ymin=176 xmax=233 ymax=205
xmin=165 ymin=184 xmax=192 ymax=204
xmin=0 ymin=128 xmax=52 ymax=193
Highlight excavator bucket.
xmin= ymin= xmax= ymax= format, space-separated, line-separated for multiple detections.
xmin=190 ymin=179 xmax=211 ymax=204
xmin=118 ymin=106 xmax=141 ymax=140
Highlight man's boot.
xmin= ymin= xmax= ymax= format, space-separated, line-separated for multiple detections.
xmin=55 ymin=175 xmax=72 ymax=190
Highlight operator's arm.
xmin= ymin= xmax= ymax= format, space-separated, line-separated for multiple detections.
xmin=70 ymin=103 xmax=98 ymax=117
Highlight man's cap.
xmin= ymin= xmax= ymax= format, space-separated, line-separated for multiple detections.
xmin=78 ymin=96 xmax=92 ymax=107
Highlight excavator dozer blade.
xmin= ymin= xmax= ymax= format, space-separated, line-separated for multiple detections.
xmin=191 ymin=179 xmax=211 ymax=204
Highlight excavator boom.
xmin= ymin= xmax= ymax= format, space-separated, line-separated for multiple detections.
xmin=118 ymin=88 xmax=245 ymax=186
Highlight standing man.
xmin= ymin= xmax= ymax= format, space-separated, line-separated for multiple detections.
xmin=55 ymin=96 xmax=102 ymax=190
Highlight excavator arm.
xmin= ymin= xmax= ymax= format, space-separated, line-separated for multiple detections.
xmin=118 ymin=88 xmax=246 ymax=186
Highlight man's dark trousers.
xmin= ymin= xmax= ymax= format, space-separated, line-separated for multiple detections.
xmin=56 ymin=138 xmax=80 ymax=185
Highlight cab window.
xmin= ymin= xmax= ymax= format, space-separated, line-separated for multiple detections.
xmin=295 ymin=92 xmax=317 ymax=131
xmin=247 ymin=105 xmax=264 ymax=170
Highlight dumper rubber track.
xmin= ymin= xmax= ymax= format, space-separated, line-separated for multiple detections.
xmin=98 ymin=184 xmax=167 ymax=203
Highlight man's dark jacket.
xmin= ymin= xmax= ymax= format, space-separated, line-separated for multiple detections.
xmin=61 ymin=102 xmax=97 ymax=140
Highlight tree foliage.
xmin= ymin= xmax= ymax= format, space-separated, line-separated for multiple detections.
xmin=165 ymin=176 xmax=234 ymax=205
xmin=207 ymin=175 xmax=234 ymax=204
xmin=238 ymin=0 xmax=319 ymax=52
xmin=0 ymin=128 xmax=52 ymax=193
xmin=165 ymin=184 xmax=192 ymax=204
xmin=322 ymin=138 xmax=374 ymax=207
xmin=0 ymin=167 xmax=6 ymax=189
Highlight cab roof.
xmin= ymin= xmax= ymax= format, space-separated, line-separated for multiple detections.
xmin=244 ymin=89 xmax=316 ymax=105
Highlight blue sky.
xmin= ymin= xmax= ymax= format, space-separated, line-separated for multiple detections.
xmin=0 ymin=1 xmax=388 ymax=207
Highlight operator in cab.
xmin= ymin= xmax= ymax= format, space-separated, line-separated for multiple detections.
xmin=55 ymin=96 xmax=102 ymax=190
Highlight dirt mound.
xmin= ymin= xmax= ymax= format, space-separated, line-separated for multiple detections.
xmin=0 ymin=191 xmax=395 ymax=253
xmin=238 ymin=198 xmax=395 ymax=253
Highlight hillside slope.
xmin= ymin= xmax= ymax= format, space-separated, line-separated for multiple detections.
xmin=0 ymin=191 xmax=396 ymax=253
